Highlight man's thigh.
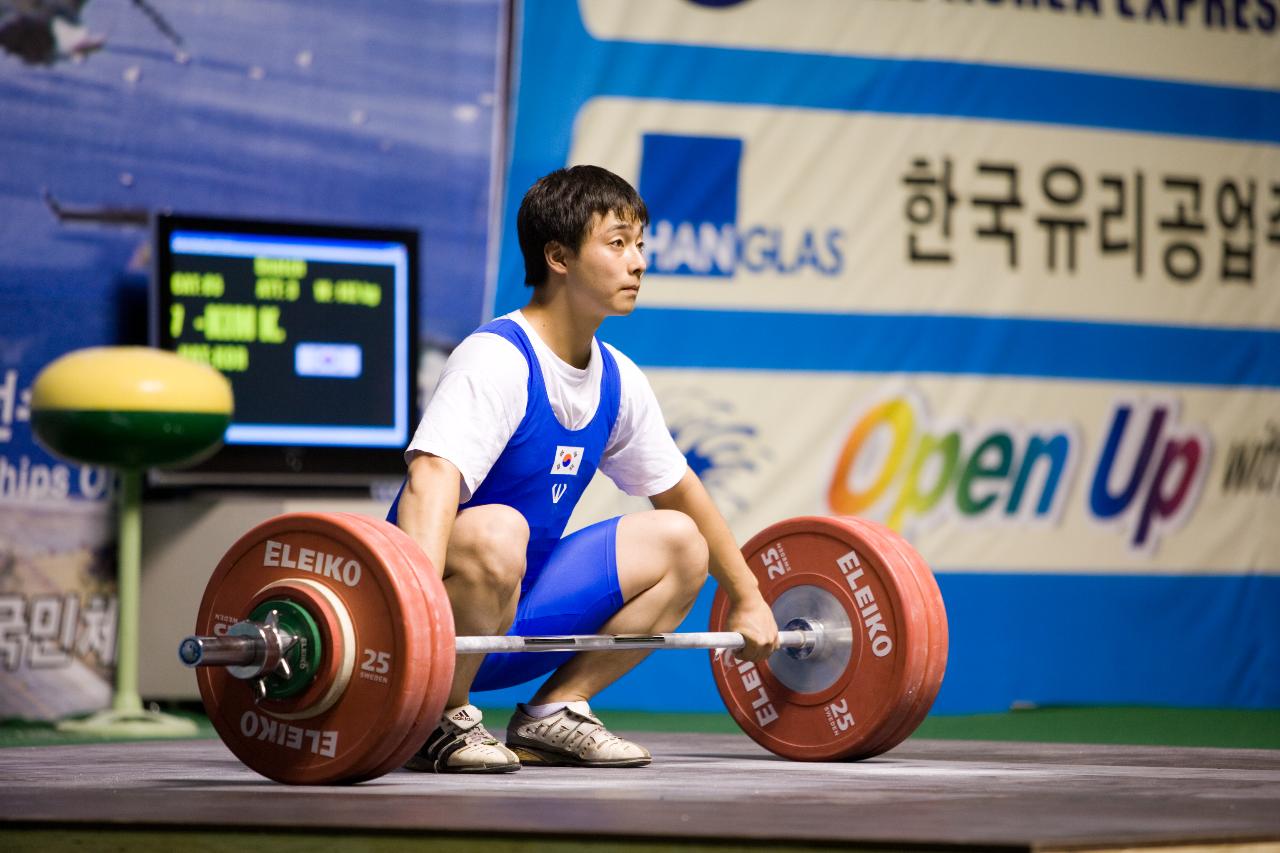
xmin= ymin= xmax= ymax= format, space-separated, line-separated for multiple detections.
xmin=613 ymin=509 xmax=707 ymax=600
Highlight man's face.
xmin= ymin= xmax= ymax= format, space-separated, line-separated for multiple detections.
xmin=561 ymin=210 xmax=647 ymax=318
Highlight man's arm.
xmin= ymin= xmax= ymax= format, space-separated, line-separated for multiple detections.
xmin=396 ymin=453 xmax=464 ymax=579
xmin=393 ymin=332 xmax=527 ymax=578
xmin=651 ymin=467 xmax=779 ymax=661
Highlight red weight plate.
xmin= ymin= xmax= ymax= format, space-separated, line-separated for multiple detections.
xmin=309 ymin=513 xmax=438 ymax=783
xmin=808 ymin=518 xmax=945 ymax=760
xmin=857 ymin=520 xmax=948 ymax=738
xmin=844 ymin=519 xmax=948 ymax=755
xmin=815 ymin=518 xmax=935 ymax=760
xmin=710 ymin=516 xmax=933 ymax=761
xmin=332 ymin=514 xmax=455 ymax=783
xmin=194 ymin=512 xmax=433 ymax=785
xmin=830 ymin=517 xmax=948 ymax=757
xmin=319 ymin=515 xmax=434 ymax=782
xmin=358 ymin=517 xmax=454 ymax=752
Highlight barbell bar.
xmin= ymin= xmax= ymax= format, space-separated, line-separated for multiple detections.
xmin=184 ymin=511 xmax=947 ymax=784
xmin=182 ymin=625 xmax=825 ymax=671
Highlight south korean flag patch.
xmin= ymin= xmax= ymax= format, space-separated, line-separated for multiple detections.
xmin=550 ymin=446 xmax=584 ymax=476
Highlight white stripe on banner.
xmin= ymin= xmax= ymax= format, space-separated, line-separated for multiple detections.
xmin=572 ymin=371 xmax=1280 ymax=576
xmin=580 ymin=0 xmax=1280 ymax=89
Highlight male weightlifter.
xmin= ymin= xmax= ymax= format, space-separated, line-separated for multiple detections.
xmin=388 ymin=165 xmax=779 ymax=772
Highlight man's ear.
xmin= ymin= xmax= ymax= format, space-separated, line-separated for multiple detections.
xmin=544 ymin=241 xmax=571 ymax=276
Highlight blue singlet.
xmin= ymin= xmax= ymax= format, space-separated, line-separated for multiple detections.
xmin=387 ymin=318 xmax=627 ymax=690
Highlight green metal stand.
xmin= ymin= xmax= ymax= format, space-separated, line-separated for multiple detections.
xmin=58 ymin=469 xmax=197 ymax=737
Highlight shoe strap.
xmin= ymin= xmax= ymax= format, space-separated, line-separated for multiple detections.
xmin=563 ymin=700 xmax=601 ymax=725
xmin=427 ymin=706 xmax=502 ymax=766
xmin=443 ymin=703 xmax=484 ymax=734
xmin=556 ymin=703 xmax=629 ymax=750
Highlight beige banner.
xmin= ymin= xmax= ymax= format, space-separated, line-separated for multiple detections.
xmin=570 ymin=99 xmax=1280 ymax=330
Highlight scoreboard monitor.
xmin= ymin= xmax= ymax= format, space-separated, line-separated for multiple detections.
xmin=151 ymin=214 xmax=418 ymax=485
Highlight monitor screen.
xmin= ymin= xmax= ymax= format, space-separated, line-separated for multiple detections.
xmin=151 ymin=214 xmax=418 ymax=486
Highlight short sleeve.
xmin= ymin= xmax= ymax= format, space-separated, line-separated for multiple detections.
xmin=598 ymin=344 xmax=689 ymax=497
xmin=405 ymin=333 xmax=528 ymax=502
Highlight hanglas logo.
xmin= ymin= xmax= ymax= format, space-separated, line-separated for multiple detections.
xmin=637 ymin=133 xmax=845 ymax=278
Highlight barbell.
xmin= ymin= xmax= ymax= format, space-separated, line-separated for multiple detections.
xmin=180 ymin=512 xmax=948 ymax=784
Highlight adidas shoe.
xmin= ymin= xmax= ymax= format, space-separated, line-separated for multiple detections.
xmin=404 ymin=704 xmax=521 ymax=773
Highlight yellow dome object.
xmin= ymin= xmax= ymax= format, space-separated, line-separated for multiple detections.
xmin=31 ymin=346 xmax=233 ymax=415
xmin=31 ymin=347 xmax=234 ymax=469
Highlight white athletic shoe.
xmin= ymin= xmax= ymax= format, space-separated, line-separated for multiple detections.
xmin=405 ymin=704 xmax=521 ymax=773
xmin=506 ymin=701 xmax=651 ymax=767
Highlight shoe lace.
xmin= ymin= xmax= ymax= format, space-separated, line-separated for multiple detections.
xmin=460 ymin=723 xmax=499 ymax=748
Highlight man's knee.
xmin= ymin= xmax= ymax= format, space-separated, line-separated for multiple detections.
xmin=649 ymin=510 xmax=709 ymax=591
xmin=447 ymin=504 xmax=529 ymax=595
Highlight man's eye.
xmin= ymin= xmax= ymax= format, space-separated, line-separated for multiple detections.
xmin=637 ymin=242 xmax=645 ymax=252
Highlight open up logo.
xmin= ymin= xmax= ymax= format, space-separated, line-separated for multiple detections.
xmin=826 ymin=391 xmax=1078 ymax=536
xmin=827 ymin=390 xmax=1211 ymax=553
xmin=1087 ymin=398 xmax=1212 ymax=553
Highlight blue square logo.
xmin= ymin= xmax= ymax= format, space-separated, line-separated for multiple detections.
xmin=638 ymin=134 xmax=742 ymax=277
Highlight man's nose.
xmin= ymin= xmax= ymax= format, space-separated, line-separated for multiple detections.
xmin=629 ymin=245 xmax=647 ymax=276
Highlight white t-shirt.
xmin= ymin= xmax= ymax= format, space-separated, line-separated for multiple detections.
xmin=407 ymin=311 xmax=688 ymax=502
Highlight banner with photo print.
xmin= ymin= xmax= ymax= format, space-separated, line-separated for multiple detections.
xmin=494 ymin=0 xmax=1280 ymax=713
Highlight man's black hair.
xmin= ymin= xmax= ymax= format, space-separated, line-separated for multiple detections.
xmin=517 ymin=165 xmax=649 ymax=287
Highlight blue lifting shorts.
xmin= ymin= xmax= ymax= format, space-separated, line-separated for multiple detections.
xmin=470 ymin=515 xmax=624 ymax=692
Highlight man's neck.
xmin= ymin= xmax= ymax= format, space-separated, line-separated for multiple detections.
xmin=521 ymin=288 xmax=600 ymax=369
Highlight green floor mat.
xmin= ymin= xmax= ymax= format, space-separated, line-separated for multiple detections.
xmin=913 ymin=706 xmax=1280 ymax=750
xmin=0 ymin=709 xmax=215 ymax=748
xmin=2 ymin=706 xmax=1276 ymax=751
